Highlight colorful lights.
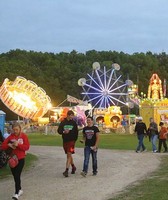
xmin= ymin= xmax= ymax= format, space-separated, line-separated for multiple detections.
xmin=0 ymin=76 xmax=52 ymax=121
xmin=147 ymin=73 xmax=163 ymax=100
xmin=78 ymin=62 xmax=129 ymax=108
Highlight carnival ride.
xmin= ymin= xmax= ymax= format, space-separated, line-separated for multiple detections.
xmin=78 ymin=62 xmax=134 ymax=129
xmin=0 ymin=68 xmax=166 ymax=132
xmin=78 ymin=62 xmax=133 ymax=109
xmin=0 ymin=76 xmax=52 ymax=121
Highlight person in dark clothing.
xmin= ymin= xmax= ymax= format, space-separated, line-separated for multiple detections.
xmin=135 ymin=117 xmax=147 ymax=153
xmin=0 ymin=129 xmax=4 ymax=144
xmin=80 ymin=116 xmax=100 ymax=177
xmin=57 ymin=110 xmax=78 ymax=177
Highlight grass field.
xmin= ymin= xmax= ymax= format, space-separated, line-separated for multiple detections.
xmin=1 ymin=132 xmax=168 ymax=200
xmin=110 ymin=156 xmax=168 ymax=200
xmin=27 ymin=132 xmax=154 ymax=151
xmin=0 ymin=153 xmax=37 ymax=179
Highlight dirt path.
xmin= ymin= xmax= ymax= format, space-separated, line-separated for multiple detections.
xmin=0 ymin=146 xmax=161 ymax=200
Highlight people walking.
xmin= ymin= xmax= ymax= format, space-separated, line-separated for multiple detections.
xmin=148 ymin=117 xmax=158 ymax=153
xmin=57 ymin=110 xmax=78 ymax=177
xmin=1 ymin=122 xmax=30 ymax=200
xmin=135 ymin=117 xmax=147 ymax=153
xmin=81 ymin=116 xmax=100 ymax=177
xmin=158 ymin=122 xmax=168 ymax=153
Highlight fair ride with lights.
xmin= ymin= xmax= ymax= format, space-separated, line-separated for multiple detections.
xmin=0 ymin=76 xmax=52 ymax=121
xmin=139 ymin=73 xmax=168 ymax=127
xmin=78 ymin=62 xmax=133 ymax=129
xmin=78 ymin=62 xmax=131 ymax=108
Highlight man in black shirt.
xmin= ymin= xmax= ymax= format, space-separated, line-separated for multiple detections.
xmin=57 ymin=110 xmax=78 ymax=177
xmin=80 ymin=116 xmax=100 ymax=177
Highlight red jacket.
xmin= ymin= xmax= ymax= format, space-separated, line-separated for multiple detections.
xmin=159 ymin=127 xmax=168 ymax=140
xmin=1 ymin=132 xmax=30 ymax=160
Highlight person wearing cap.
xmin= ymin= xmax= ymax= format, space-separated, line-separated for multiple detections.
xmin=135 ymin=117 xmax=147 ymax=153
xmin=158 ymin=122 xmax=168 ymax=153
xmin=148 ymin=117 xmax=159 ymax=153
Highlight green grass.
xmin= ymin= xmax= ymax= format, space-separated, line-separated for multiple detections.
xmin=1 ymin=132 xmax=168 ymax=200
xmin=27 ymin=132 xmax=154 ymax=151
xmin=109 ymin=156 xmax=168 ymax=200
xmin=0 ymin=153 xmax=37 ymax=179
xmin=27 ymin=133 xmax=168 ymax=200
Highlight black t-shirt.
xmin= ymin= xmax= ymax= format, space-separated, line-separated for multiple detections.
xmin=83 ymin=125 xmax=99 ymax=147
xmin=135 ymin=122 xmax=147 ymax=135
xmin=57 ymin=118 xmax=78 ymax=142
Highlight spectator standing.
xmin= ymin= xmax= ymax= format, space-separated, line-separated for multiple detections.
xmin=3 ymin=127 xmax=11 ymax=139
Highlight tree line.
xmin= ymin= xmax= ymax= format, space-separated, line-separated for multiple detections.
xmin=0 ymin=49 xmax=168 ymax=119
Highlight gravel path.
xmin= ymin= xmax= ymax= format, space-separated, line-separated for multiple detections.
xmin=0 ymin=146 xmax=161 ymax=200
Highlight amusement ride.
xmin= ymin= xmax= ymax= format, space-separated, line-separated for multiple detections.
xmin=0 ymin=63 xmax=167 ymax=132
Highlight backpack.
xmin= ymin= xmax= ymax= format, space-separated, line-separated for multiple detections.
xmin=0 ymin=146 xmax=8 ymax=168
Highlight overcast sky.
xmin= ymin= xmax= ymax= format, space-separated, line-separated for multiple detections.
xmin=0 ymin=0 xmax=168 ymax=54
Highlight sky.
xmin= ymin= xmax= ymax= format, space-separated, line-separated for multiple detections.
xmin=0 ymin=0 xmax=168 ymax=55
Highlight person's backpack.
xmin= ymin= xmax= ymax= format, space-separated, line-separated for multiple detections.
xmin=0 ymin=147 xmax=8 ymax=168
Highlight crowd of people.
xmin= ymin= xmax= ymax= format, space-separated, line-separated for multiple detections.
xmin=135 ymin=117 xmax=168 ymax=153
xmin=0 ymin=110 xmax=100 ymax=199
xmin=1 ymin=110 xmax=168 ymax=199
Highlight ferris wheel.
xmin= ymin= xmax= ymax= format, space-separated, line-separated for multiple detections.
xmin=78 ymin=62 xmax=133 ymax=109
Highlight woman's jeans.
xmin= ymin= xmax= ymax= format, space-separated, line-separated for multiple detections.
xmin=136 ymin=134 xmax=146 ymax=151
xmin=151 ymin=135 xmax=158 ymax=151
xmin=83 ymin=146 xmax=97 ymax=174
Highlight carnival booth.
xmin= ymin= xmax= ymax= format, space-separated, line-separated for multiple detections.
xmin=104 ymin=106 xmax=122 ymax=129
xmin=139 ymin=73 xmax=168 ymax=127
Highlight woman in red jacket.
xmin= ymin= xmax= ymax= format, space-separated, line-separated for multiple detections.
xmin=1 ymin=122 xmax=30 ymax=200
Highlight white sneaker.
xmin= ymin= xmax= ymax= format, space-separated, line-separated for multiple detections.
xmin=80 ymin=171 xmax=87 ymax=177
xmin=12 ymin=194 xmax=19 ymax=200
xmin=18 ymin=190 xmax=23 ymax=197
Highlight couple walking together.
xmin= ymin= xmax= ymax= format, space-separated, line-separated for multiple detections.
xmin=57 ymin=110 xmax=100 ymax=177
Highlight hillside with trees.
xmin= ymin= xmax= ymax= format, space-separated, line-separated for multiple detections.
xmin=0 ymin=49 xmax=168 ymax=119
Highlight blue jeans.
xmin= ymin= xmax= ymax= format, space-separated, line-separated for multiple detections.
xmin=83 ymin=146 xmax=97 ymax=174
xmin=136 ymin=134 xmax=146 ymax=151
xmin=151 ymin=135 xmax=158 ymax=151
